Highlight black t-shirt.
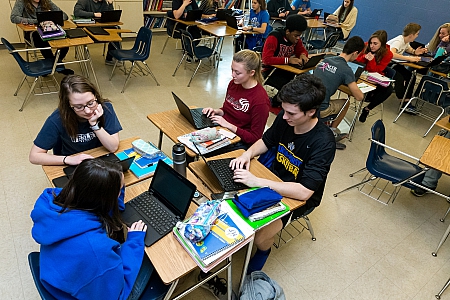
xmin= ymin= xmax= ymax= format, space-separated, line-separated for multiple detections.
xmin=262 ymin=111 xmax=336 ymax=211
xmin=172 ymin=0 xmax=199 ymax=12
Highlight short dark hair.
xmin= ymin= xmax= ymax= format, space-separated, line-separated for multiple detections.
xmin=342 ymin=36 xmax=365 ymax=54
xmin=277 ymin=74 xmax=325 ymax=115
xmin=285 ymin=14 xmax=307 ymax=33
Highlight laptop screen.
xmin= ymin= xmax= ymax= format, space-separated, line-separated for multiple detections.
xmin=150 ymin=160 xmax=195 ymax=217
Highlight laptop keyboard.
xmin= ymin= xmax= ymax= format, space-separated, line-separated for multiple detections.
xmin=129 ymin=193 xmax=179 ymax=235
xmin=208 ymin=158 xmax=247 ymax=192
xmin=191 ymin=109 xmax=213 ymax=127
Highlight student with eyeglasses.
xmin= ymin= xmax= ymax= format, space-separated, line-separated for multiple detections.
xmin=29 ymin=75 xmax=122 ymax=166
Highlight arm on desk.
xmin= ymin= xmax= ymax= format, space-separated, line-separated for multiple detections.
xmin=29 ymin=144 xmax=94 ymax=165
xmin=348 ymin=81 xmax=364 ymax=101
xmin=390 ymin=47 xmax=421 ymax=63
xmin=262 ymin=36 xmax=291 ymax=65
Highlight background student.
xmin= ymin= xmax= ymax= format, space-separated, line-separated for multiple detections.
xmin=29 ymin=75 xmax=122 ymax=166
xmin=203 ymin=50 xmax=270 ymax=150
xmin=387 ymin=23 xmax=427 ymax=104
xmin=31 ymin=159 xmax=160 ymax=300
xmin=73 ymin=0 xmax=119 ymax=65
xmin=199 ymin=0 xmax=223 ymax=17
xmin=427 ymin=23 xmax=450 ymax=57
xmin=236 ymin=0 xmax=270 ymax=51
xmin=291 ymin=0 xmax=312 ymax=16
xmin=325 ymin=0 xmax=358 ymax=40
xmin=171 ymin=0 xmax=202 ymax=40
xmin=355 ymin=30 xmax=393 ymax=123
xmin=10 ymin=0 xmax=73 ymax=75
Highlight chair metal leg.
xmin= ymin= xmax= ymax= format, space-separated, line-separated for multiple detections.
xmin=173 ymin=53 xmax=186 ymax=76
xmin=141 ymin=61 xmax=160 ymax=86
xmin=333 ymin=175 xmax=378 ymax=197
xmin=187 ymin=59 xmax=202 ymax=87
xmin=440 ymin=205 xmax=450 ymax=222
xmin=432 ymin=222 xmax=450 ymax=257
xmin=14 ymin=75 xmax=28 ymax=96
xmin=121 ymin=62 xmax=136 ymax=93
xmin=436 ymin=277 xmax=450 ymax=299
xmin=109 ymin=60 xmax=119 ymax=81
xmin=161 ymin=36 xmax=171 ymax=54
xmin=19 ymin=77 xmax=39 ymax=112
xmin=349 ymin=167 xmax=367 ymax=177
xmin=423 ymin=109 xmax=444 ymax=137
xmin=303 ymin=215 xmax=316 ymax=241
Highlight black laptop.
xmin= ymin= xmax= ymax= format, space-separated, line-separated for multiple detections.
xmin=347 ymin=61 xmax=366 ymax=80
xmin=216 ymin=9 xmax=233 ymax=20
xmin=172 ymin=92 xmax=217 ymax=129
xmin=36 ymin=11 xmax=64 ymax=26
xmin=85 ymin=26 xmax=110 ymax=35
xmin=307 ymin=8 xmax=323 ymax=18
xmin=289 ymin=53 xmax=326 ymax=70
xmin=121 ymin=160 xmax=196 ymax=246
xmin=225 ymin=13 xmax=242 ymax=30
xmin=415 ymin=54 xmax=447 ymax=67
xmin=183 ymin=9 xmax=203 ymax=21
xmin=95 ymin=10 xmax=122 ymax=23
xmin=192 ymin=143 xmax=247 ymax=192
xmin=65 ymin=28 xmax=88 ymax=39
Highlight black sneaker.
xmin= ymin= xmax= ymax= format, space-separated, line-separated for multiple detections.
xmin=334 ymin=132 xmax=348 ymax=142
xmin=359 ymin=108 xmax=370 ymax=123
xmin=197 ymin=272 xmax=228 ymax=300
xmin=411 ymin=186 xmax=434 ymax=197
xmin=57 ymin=68 xmax=75 ymax=75
xmin=336 ymin=142 xmax=346 ymax=150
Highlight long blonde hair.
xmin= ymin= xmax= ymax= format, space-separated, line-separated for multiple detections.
xmin=232 ymin=50 xmax=263 ymax=85
xmin=428 ymin=23 xmax=450 ymax=53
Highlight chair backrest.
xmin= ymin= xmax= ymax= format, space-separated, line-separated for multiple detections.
xmin=383 ymin=66 xmax=396 ymax=79
xmin=414 ymin=75 xmax=448 ymax=106
xmin=28 ymin=252 xmax=58 ymax=300
xmin=179 ymin=29 xmax=196 ymax=58
xmin=131 ymin=26 xmax=153 ymax=60
xmin=165 ymin=11 xmax=181 ymax=39
xmin=366 ymin=120 xmax=387 ymax=172
xmin=323 ymin=31 xmax=341 ymax=49
xmin=1 ymin=37 xmax=30 ymax=75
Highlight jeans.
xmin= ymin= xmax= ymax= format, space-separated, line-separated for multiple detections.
xmin=421 ymin=130 xmax=450 ymax=189
xmin=127 ymin=255 xmax=154 ymax=300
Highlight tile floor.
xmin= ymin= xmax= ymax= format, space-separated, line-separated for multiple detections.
xmin=1 ymin=33 xmax=450 ymax=300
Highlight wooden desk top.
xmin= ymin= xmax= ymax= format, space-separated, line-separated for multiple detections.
xmin=400 ymin=62 xmax=427 ymax=70
xmin=42 ymin=137 xmax=151 ymax=187
xmin=430 ymin=69 xmax=448 ymax=78
xmin=147 ymin=109 xmax=241 ymax=158
xmin=167 ymin=17 xmax=197 ymax=27
xmin=188 ymin=149 xmax=304 ymax=211
xmin=125 ymin=171 xmax=211 ymax=284
xmin=198 ymin=23 xmax=240 ymax=37
xmin=17 ymin=20 xmax=77 ymax=31
xmin=76 ymin=21 xmax=123 ymax=27
xmin=47 ymin=35 xmax=94 ymax=48
xmin=420 ymin=135 xmax=450 ymax=176
xmin=436 ymin=115 xmax=450 ymax=131
xmin=84 ymin=28 xmax=127 ymax=42
xmin=273 ymin=64 xmax=316 ymax=75
xmin=338 ymin=79 xmax=376 ymax=96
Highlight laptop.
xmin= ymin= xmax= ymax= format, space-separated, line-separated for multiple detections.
xmin=347 ymin=61 xmax=366 ymax=80
xmin=95 ymin=10 xmax=122 ymax=23
xmin=183 ymin=9 xmax=203 ymax=21
xmin=289 ymin=53 xmax=326 ymax=70
xmin=192 ymin=142 xmax=247 ymax=192
xmin=65 ymin=28 xmax=88 ymax=39
xmin=52 ymin=154 xmax=135 ymax=188
xmin=216 ymin=9 xmax=233 ymax=20
xmin=323 ymin=12 xmax=331 ymax=21
xmin=85 ymin=26 xmax=110 ymax=35
xmin=36 ymin=11 xmax=64 ymax=27
xmin=225 ymin=13 xmax=242 ymax=30
xmin=172 ymin=92 xmax=217 ymax=129
xmin=307 ymin=8 xmax=323 ymax=18
xmin=414 ymin=54 xmax=447 ymax=67
xmin=121 ymin=160 xmax=196 ymax=246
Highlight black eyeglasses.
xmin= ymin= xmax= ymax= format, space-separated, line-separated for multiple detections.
xmin=71 ymin=99 xmax=98 ymax=112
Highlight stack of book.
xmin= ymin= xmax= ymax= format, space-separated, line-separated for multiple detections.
xmin=173 ymin=201 xmax=254 ymax=272
xmin=72 ymin=16 xmax=95 ymax=24
xmin=115 ymin=148 xmax=173 ymax=179
xmin=177 ymin=132 xmax=230 ymax=155
xmin=366 ymin=72 xmax=395 ymax=87
xmin=37 ymin=21 xmax=66 ymax=41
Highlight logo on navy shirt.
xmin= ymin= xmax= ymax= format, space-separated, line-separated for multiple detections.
xmin=71 ymin=132 xmax=96 ymax=143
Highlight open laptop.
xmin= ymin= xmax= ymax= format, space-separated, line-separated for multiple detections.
xmin=172 ymin=92 xmax=217 ymax=129
xmin=289 ymin=53 xmax=326 ymax=70
xmin=347 ymin=61 xmax=366 ymax=80
xmin=225 ymin=13 xmax=242 ymax=30
xmin=121 ymin=160 xmax=196 ymax=246
xmin=216 ymin=9 xmax=233 ymax=20
xmin=183 ymin=9 xmax=203 ymax=21
xmin=95 ymin=10 xmax=122 ymax=23
xmin=36 ymin=11 xmax=64 ymax=26
xmin=52 ymin=154 xmax=135 ymax=188
xmin=65 ymin=28 xmax=88 ymax=39
xmin=307 ymin=8 xmax=323 ymax=18
xmin=192 ymin=143 xmax=247 ymax=192
xmin=414 ymin=54 xmax=447 ymax=67
xmin=323 ymin=12 xmax=331 ymax=20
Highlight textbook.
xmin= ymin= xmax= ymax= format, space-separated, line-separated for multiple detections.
xmin=115 ymin=148 xmax=172 ymax=179
xmin=72 ymin=16 xmax=95 ymax=24
xmin=177 ymin=133 xmax=230 ymax=155
xmin=366 ymin=72 xmax=395 ymax=87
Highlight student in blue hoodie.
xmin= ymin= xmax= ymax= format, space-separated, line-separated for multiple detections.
xmin=31 ymin=159 xmax=158 ymax=300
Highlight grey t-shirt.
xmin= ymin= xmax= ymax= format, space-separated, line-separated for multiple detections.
xmin=313 ymin=56 xmax=356 ymax=111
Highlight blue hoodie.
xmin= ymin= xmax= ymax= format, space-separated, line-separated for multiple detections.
xmin=31 ymin=188 xmax=145 ymax=300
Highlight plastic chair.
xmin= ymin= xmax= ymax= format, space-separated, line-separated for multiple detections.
xmin=273 ymin=207 xmax=316 ymax=248
xmin=109 ymin=27 xmax=160 ymax=93
xmin=306 ymin=31 xmax=340 ymax=53
xmin=393 ymin=75 xmax=450 ymax=137
xmin=172 ymin=29 xmax=216 ymax=87
xmin=28 ymin=252 xmax=169 ymax=300
xmin=161 ymin=11 xmax=182 ymax=54
xmin=333 ymin=120 xmax=428 ymax=205
xmin=2 ymin=37 xmax=65 ymax=111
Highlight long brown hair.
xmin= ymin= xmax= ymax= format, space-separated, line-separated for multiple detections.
xmin=54 ymin=159 xmax=124 ymax=238
xmin=364 ymin=30 xmax=388 ymax=64
xmin=58 ymin=75 xmax=108 ymax=138
xmin=337 ymin=0 xmax=354 ymax=22
xmin=428 ymin=23 xmax=450 ymax=53
xmin=233 ymin=49 xmax=263 ymax=85
xmin=24 ymin=0 xmax=52 ymax=15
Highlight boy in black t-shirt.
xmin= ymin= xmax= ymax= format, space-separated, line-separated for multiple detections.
xmin=230 ymin=74 xmax=336 ymax=274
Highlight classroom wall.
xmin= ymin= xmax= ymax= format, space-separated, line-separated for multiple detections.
xmin=311 ymin=0 xmax=449 ymax=44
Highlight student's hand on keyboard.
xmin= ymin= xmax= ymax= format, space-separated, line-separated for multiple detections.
xmin=202 ymin=107 xmax=215 ymax=117
xmin=230 ymin=155 xmax=250 ymax=170
xmin=233 ymin=168 xmax=259 ymax=187
xmin=128 ymin=220 xmax=147 ymax=232
xmin=65 ymin=154 xmax=94 ymax=165
xmin=210 ymin=115 xmax=231 ymax=129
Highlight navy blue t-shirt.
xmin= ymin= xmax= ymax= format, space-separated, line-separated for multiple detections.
xmin=34 ymin=102 xmax=122 ymax=156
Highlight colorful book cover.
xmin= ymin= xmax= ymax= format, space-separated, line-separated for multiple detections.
xmin=116 ymin=148 xmax=173 ymax=179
